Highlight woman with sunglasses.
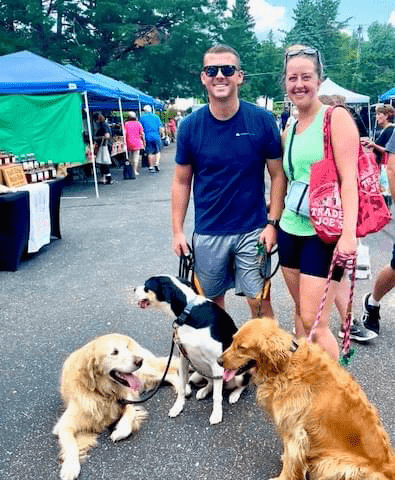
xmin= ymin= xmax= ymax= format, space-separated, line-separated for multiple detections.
xmin=278 ymin=45 xmax=359 ymax=359
xmin=172 ymin=44 xmax=286 ymax=319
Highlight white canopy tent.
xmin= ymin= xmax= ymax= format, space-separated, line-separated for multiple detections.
xmin=318 ymin=78 xmax=371 ymax=136
xmin=318 ymin=78 xmax=370 ymax=104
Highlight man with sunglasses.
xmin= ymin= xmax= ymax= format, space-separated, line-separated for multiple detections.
xmin=172 ymin=44 xmax=286 ymax=318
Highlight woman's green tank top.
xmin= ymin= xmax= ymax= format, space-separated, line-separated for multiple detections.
xmin=280 ymin=105 xmax=327 ymax=236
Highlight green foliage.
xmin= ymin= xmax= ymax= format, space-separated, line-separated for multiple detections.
xmin=0 ymin=0 xmax=394 ymax=103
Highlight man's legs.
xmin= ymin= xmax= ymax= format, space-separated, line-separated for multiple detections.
xmin=361 ymin=244 xmax=395 ymax=336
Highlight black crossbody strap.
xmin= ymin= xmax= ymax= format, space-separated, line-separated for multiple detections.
xmin=287 ymin=122 xmax=298 ymax=182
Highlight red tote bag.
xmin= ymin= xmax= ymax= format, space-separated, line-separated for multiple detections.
xmin=309 ymin=106 xmax=391 ymax=244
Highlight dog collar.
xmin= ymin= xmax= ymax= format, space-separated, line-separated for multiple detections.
xmin=173 ymin=297 xmax=200 ymax=326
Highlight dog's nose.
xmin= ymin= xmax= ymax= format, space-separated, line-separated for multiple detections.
xmin=217 ymin=356 xmax=224 ymax=367
xmin=134 ymin=356 xmax=143 ymax=367
xmin=133 ymin=287 xmax=136 ymax=292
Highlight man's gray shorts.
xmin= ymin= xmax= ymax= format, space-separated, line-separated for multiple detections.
xmin=193 ymin=228 xmax=271 ymax=299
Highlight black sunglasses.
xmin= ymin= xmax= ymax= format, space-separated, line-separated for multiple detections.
xmin=202 ymin=65 xmax=239 ymax=77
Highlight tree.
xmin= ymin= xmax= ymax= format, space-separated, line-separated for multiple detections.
xmin=222 ymin=0 xmax=260 ymax=102
xmin=285 ymin=0 xmax=348 ymax=69
xmin=358 ymin=22 xmax=395 ymax=99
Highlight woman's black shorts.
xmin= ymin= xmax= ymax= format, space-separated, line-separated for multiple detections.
xmin=278 ymin=228 xmax=343 ymax=282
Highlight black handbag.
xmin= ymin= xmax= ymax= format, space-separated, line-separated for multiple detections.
xmin=123 ymin=161 xmax=136 ymax=180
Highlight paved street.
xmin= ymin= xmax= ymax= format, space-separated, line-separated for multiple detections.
xmin=0 ymin=142 xmax=394 ymax=480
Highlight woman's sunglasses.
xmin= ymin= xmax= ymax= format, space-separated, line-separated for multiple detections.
xmin=285 ymin=47 xmax=321 ymax=63
xmin=202 ymin=65 xmax=239 ymax=77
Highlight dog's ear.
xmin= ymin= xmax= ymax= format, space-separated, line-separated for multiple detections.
xmin=256 ymin=331 xmax=290 ymax=373
xmin=81 ymin=355 xmax=98 ymax=391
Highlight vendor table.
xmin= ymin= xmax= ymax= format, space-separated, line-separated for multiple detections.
xmin=0 ymin=178 xmax=64 ymax=271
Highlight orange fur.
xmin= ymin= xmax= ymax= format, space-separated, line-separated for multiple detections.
xmin=219 ymin=318 xmax=395 ymax=480
xmin=53 ymin=333 xmax=181 ymax=480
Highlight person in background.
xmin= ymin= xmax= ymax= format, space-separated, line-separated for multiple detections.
xmin=124 ymin=111 xmax=145 ymax=178
xmin=362 ymin=105 xmax=395 ymax=164
xmin=175 ymin=111 xmax=183 ymax=128
xmin=167 ymin=117 xmax=177 ymax=143
xmin=93 ymin=112 xmax=113 ymax=185
xmin=172 ymin=44 xmax=286 ymax=318
xmin=280 ymin=106 xmax=290 ymax=132
xmin=140 ymin=105 xmax=162 ymax=173
xmin=361 ymin=129 xmax=395 ymax=337
xmin=279 ymin=45 xmax=359 ymax=360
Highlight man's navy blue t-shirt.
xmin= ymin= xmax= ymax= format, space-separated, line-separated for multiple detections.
xmin=175 ymin=101 xmax=282 ymax=235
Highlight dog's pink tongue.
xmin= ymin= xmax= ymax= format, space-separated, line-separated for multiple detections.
xmin=223 ymin=369 xmax=236 ymax=382
xmin=121 ymin=373 xmax=142 ymax=391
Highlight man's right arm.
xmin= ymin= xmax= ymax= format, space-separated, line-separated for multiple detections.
xmin=171 ymin=164 xmax=193 ymax=256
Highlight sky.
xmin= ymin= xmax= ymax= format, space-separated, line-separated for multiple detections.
xmin=227 ymin=0 xmax=395 ymax=42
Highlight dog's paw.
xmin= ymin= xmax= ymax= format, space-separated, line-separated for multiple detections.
xmin=209 ymin=409 xmax=223 ymax=425
xmin=185 ymin=384 xmax=192 ymax=397
xmin=60 ymin=460 xmax=81 ymax=480
xmin=168 ymin=399 xmax=184 ymax=418
xmin=196 ymin=385 xmax=211 ymax=400
xmin=228 ymin=387 xmax=243 ymax=404
xmin=111 ymin=423 xmax=133 ymax=443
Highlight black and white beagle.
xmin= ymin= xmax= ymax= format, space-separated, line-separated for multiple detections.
xmin=135 ymin=275 xmax=250 ymax=424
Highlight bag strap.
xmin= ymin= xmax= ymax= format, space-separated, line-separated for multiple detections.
xmin=287 ymin=122 xmax=298 ymax=182
xmin=307 ymin=250 xmax=357 ymax=365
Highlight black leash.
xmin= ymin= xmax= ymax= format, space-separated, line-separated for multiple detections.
xmin=256 ymin=243 xmax=280 ymax=317
xmin=178 ymin=243 xmax=200 ymax=293
xmin=118 ymin=338 xmax=176 ymax=405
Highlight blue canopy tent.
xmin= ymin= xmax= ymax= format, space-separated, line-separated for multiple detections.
xmin=0 ymin=51 xmax=133 ymax=196
xmin=379 ymin=88 xmax=395 ymax=103
xmin=63 ymin=64 xmax=142 ymax=110
xmin=93 ymin=73 xmax=164 ymax=113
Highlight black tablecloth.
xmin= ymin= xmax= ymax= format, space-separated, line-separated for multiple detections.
xmin=0 ymin=178 xmax=64 ymax=271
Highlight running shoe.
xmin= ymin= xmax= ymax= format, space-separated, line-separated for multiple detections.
xmin=360 ymin=293 xmax=380 ymax=336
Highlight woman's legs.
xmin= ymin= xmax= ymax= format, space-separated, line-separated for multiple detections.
xmin=131 ymin=150 xmax=140 ymax=175
xmin=281 ymin=267 xmax=305 ymax=337
xmin=282 ymin=266 xmax=339 ymax=359
xmin=299 ymin=273 xmax=339 ymax=359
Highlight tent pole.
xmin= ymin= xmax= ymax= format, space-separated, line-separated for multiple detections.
xmin=118 ymin=97 xmax=127 ymax=160
xmin=138 ymin=98 xmax=142 ymax=117
xmin=83 ymin=92 xmax=99 ymax=198
xmin=368 ymin=101 xmax=372 ymax=138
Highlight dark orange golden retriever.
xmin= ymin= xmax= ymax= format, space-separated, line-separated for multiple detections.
xmin=218 ymin=318 xmax=395 ymax=480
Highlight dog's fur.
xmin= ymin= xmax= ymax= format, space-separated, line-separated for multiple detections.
xmin=53 ymin=333 xmax=181 ymax=480
xmin=218 ymin=317 xmax=395 ymax=480
xmin=135 ymin=275 xmax=250 ymax=424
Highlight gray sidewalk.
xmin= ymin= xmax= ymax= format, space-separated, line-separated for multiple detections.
xmin=0 ymin=142 xmax=394 ymax=480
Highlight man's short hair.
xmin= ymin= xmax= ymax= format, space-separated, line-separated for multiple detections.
xmin=203 ymin=44 xmax=241 ymax=68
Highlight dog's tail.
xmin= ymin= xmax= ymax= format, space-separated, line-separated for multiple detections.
xmin=141 ymin=355 xmax=181 ymax=392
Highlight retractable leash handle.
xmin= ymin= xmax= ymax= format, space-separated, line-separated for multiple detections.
xmin=308 ymin=250 xmax=357 ymax=365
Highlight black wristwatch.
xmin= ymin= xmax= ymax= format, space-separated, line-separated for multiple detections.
xmin=267 ymin=219 xmax=280 ymax=230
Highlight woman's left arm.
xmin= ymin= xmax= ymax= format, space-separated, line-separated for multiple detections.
xmin=331 ymin=107 xmax=359 ymax=254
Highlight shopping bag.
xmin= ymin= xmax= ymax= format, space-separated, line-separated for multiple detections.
xmin=309 ymin=106 xmax=391 ymax=243
xmin=96 ymin=141 xmax=112 ymax=165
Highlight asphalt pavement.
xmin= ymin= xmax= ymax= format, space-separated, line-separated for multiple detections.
xmin=0 ymin=142 xmax=394 ymax=480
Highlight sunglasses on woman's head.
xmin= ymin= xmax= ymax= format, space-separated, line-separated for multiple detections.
xmin=202 ymin=65 xmax=239 ymax=77
xmin=285 ymin=47 xmax=321 ymax=62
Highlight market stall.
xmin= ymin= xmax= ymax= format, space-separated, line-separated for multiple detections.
xmin=0 ymin=177 xmax=64 ymax=271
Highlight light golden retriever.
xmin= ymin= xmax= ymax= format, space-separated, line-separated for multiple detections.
xmin=53 ymin=333 xmax=181 ymax=480
xmin=218 ymin=318 xmax=395 ymax=480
